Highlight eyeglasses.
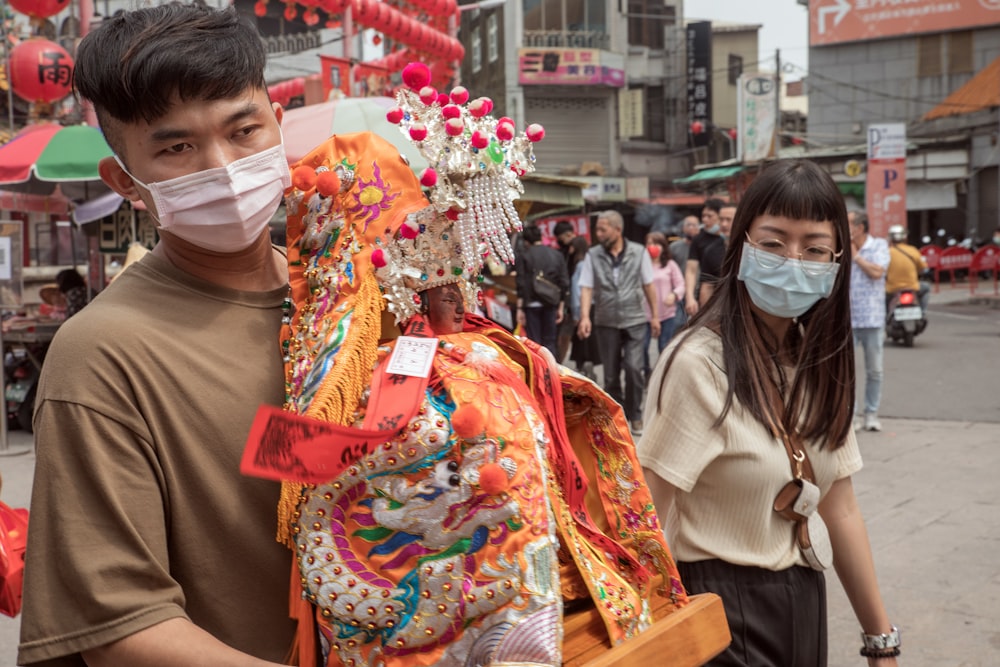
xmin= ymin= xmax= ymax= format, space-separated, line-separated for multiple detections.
xmin=745 ymin=233 xmax=843 ymax=277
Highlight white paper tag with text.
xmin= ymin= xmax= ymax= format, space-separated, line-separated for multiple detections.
xmin=385 ymin=336 xmax=439 ymax=378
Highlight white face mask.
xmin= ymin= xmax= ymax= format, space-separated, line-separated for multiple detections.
xmin=115 ymin=142 xmax=291 ymax=253
xmin=737 ymin=243 xmax=838 ymax=318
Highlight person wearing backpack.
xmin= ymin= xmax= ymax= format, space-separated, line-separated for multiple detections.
xmin=515 ymin=224 xmax=569 ymax=357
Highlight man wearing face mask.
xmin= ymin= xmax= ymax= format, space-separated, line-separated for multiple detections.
xmin=18 ymin=5 xmax=296 ymax=667
xmin=684 ymin=198 xmax=727 ymax=316
xmin=577 ymin=211 xmax=659 ymax=435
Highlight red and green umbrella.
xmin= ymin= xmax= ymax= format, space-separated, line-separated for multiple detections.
xmin=0 ymin=123 xmax=113 ymax=197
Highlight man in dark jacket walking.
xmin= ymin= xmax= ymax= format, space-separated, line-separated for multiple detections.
xmin=576 ymin=211 xmax=659 ymax=434
xmin=515 ymin=224 xmax=570 ymax=357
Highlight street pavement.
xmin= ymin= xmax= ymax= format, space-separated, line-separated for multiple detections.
xmin=0 ymin=285 xmax=997 ymax=665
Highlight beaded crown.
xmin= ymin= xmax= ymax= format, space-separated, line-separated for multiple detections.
xmin=375 ymin=62 xmax=545 ymax=322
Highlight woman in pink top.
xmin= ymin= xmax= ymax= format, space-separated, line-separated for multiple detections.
xmin=644 ymin=232 xmax=686 ymax=353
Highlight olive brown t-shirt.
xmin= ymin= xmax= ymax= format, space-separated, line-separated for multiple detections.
xmin=18 ymin=253 xmax=296 ymax=665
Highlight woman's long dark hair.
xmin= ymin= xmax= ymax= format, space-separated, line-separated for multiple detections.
xmin=655 ymin=160 xmax=854 ymax=450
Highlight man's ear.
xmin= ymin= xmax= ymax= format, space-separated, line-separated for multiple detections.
xmin=98 ymin=156 xmax=142 ymax=202
xmin=273 ymin=101 xmax=284 ymax=126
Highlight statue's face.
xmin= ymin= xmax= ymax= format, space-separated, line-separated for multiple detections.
xmin=423 ymin=283 xmax=465 ymax=334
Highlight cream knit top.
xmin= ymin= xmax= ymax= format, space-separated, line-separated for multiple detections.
xmin=638 ymin=328 xmax=863 ymax=571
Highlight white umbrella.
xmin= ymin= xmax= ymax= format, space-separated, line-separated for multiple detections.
xmin=281 ymin=96 xmax=429 ymax=173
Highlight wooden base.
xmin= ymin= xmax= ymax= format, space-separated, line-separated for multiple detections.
xmin=562 ymin=593 xmax=731 ymax=667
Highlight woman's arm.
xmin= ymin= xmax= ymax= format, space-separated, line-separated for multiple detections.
xmin=819 ymin=477 xmax=899 ymax=666
xmin=668 ymin=260 xmax=686 ymax=301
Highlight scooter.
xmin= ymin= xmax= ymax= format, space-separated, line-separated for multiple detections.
xmin=886 ymin=289 xmax=927 ymax=347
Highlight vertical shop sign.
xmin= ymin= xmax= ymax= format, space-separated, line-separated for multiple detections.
xmin=687 ymin=21 xmax=712 ymax=148
xmin=866 ymin=123 xmax=907 ymax=239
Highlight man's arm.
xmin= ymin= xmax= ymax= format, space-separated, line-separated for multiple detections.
xmin=83 ymin=618 xmax=286 ymax=667
xmin=684 ymin=258 xmax=700 ymax=315
xmin=577 ymin=286 xmax=593 ymax=338
xmin=643 ymin=282 xmax=661 ymax=338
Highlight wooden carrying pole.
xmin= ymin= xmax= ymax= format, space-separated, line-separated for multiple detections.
xmin=563 ymin=592 xmax=731 ymax=666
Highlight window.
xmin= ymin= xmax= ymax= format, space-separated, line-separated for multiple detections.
xmin=728 ymin=54 xmax=743 ymax=86
xmin=947 ymin=31 xmax=973 ymax=75
xmin=471 ymin=27 xmax=482 ymax=73
xmin=917 ymin=34 xmax=942 ymax=78
xmin=644 ymin=85 xmax=665 ymax=142
xmin=628 ymin=0 xmax=669 ymax=50
xmin=487 ymin=14 xmax=498 ymax=63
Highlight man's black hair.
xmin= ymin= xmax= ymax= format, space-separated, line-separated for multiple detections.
xmin=703 ymin=198 xmax=725 ymax=214
xmin=553 ymin=221 xmax=574 ymax=236
xmin=73 ymin=3 xmax=267 ymax=155
xmin=521 ymin=224 xmax=542 ymax=245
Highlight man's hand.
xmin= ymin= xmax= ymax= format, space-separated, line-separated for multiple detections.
xmin=556 ymin=304 xmax=564 ymax=325
xmin=685 ymin=299 xmax=700 ymax=316
xmin=650 ymin=319 xmax=661 ymax=339
xmin=577 ymin=316 xmax=592 ymax=339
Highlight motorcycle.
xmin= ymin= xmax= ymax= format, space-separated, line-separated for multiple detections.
xmin=886 ymin=289 xmax=927 ymax=347
xmin=4 ymin=343 xmax=47 ymax=433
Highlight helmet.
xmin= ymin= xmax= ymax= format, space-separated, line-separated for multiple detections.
xmin=888 ymin=225 xmax=906 ymax=242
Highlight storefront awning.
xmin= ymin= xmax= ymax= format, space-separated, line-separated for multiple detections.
xmin=674 ymin=166 xmax=745 ymax=184
xmin=520 ymin=175 xmax=584 ymax=208
xmin=73 ymin=191 xmax=125 ymax=225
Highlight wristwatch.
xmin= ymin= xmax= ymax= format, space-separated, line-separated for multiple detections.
xmin=861 ymin=626 xmax=900 ymax=650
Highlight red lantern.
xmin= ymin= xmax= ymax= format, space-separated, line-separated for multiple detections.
xmin=9 ymin=38 xmax=74 ymax=104
xmin=9 ymin=0 xmax=69 ymax=19
xmin=690 ymin=121 xmax=705 ymax=134
xmin=727 ymin=128 xmax=738 ymax=140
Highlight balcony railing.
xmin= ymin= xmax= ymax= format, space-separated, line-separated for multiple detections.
xmin=522 ymin=30 xmax=611 ymax=51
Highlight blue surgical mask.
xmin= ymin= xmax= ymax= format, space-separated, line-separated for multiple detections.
xmin=737 ymin=243 xmax=838 ymax=318
xmin=706 ymin=224 xmax=720 ymax=235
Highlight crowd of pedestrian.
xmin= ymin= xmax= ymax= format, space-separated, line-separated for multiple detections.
xmin=14 ymin=4 xmax=905 ymax=666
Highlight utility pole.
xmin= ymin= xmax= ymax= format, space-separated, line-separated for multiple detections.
xmin=774 ymin=48 xmax=781 ymax=157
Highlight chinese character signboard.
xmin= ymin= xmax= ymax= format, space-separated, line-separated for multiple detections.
xmin=98 ymin=208 xmax=158 ymax=254
xmin=866 ymin=123 xmax=907 ymax=238
xmin=737 ymin=74 xmax=777 ymax=163
xmin=686 ymin=21 xmax=712 ymax=148
xmin=810 ymin=0 xmax=1000 ymax=47
xmin=518 ymin=48 xmax=625 ymax=87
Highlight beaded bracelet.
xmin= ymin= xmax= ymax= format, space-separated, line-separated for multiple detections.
xmin=859 ymin=646 xmax=901 ymax=659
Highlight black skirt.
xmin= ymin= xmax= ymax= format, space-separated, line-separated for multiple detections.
xmin=678 ymin=559 xmax=828 ymax=667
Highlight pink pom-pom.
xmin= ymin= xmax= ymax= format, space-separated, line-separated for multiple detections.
xmin=470 ymin=130 xmax=490 ymax=149
xmin=495 ymin=124 xmax=514 ymax=141
xmin=400 ymin=220 xmax=420 ymax=239
xmin=401 ymin=62 xmax=431 ymax=91
xmin=445 ymin=118 xmax=464 ymax=136
xmin=442 ymin=104 xmax=461 ymax=119
xmin=498 ymin=116 xmax=514 ymax=128
xmin=371 ymin=248 xmax=386 ymax=268
xmin=450 ymin=86 xmax=469 ymax=104
xmin=525 ymin=123 xmax=545 ymax=142
xmin=409 ymin=123 xmax=428 ymax=141
xmin=468 ymin=97 xmax=490 ymax=118
xmin=385 ymin=107 xmax=404 ymax=124
xmin=436 ymin=93 xmax=450 ymax=106
xmin=419 ymin=86 xmax=438 ymax=106
xmin=482 ymin=98 xmax=494 ymax=114
xmin=420 ymin=168 xmax=438 ymax=187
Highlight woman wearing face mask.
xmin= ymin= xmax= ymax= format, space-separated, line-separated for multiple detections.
xmin=637 ymin=160 xmax=899 ymax=666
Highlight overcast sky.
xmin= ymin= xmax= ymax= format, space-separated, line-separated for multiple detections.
xmin=687 ymin=0 xmax=811 ymax=79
